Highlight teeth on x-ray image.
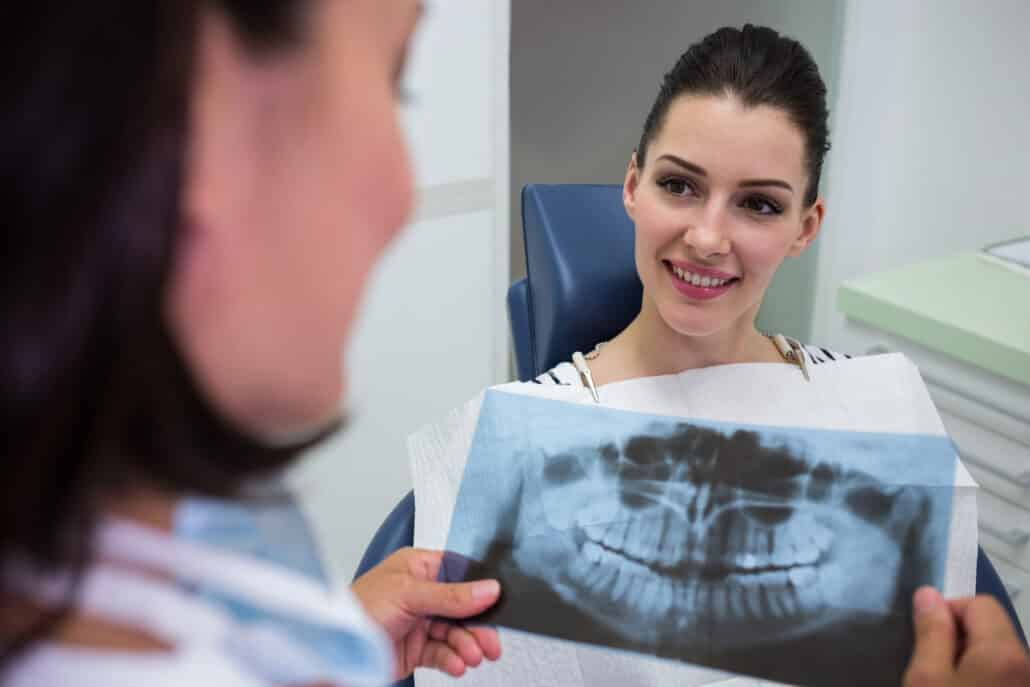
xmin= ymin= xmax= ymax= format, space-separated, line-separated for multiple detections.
xmin=440 ymin=391 xmax=957 ymax=687
xmin=524 ymin=424 xmax=926 ymax=649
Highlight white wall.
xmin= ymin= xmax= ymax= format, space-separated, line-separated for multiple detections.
xmin=812 ymin=0 xmax=1030 ymax=352
xmin=510 ymin=0 xmax=845 ymax=342
xmin=289 ymin=1 xmax=511 ymax=581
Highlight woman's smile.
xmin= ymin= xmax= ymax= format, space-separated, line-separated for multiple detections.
xmin=663 ymin=259 xmax=740 ymax=302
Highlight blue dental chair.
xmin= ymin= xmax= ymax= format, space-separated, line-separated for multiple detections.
xmin=356 ymin=185 xmax=1026 ymax=687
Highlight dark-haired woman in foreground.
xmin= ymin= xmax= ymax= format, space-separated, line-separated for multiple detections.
xmin=523 ymin=24 xmax=1029 ymax=687
xmin=1 ymin=2 xmax=499 ymax=685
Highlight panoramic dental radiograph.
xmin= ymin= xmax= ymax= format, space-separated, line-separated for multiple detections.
xmin=441 ymin=391 xmax=956 ymax=687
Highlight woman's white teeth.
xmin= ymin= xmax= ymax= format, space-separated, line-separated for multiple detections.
xmin=671 ymin=264 xmax=730 ymax=287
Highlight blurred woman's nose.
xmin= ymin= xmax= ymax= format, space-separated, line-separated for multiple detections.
xmin=682 ymin=203 xmax=731 ymax=258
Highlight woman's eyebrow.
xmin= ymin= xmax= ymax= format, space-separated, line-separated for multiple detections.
xmin=657 ymin=154 xmax=707 ymax=176
xmin=740 ymin=178 xmax=794 ymax=193
xmin=657 ymin=154 xmax=794 ymax=194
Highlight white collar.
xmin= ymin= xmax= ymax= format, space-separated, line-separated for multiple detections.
xmin=9 ymin=518 xmax=392 ymax=687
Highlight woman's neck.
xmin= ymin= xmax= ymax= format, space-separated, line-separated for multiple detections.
xmin=586 ymin=298 xmax=784 ymax=387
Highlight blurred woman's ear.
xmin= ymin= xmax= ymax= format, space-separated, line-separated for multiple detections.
xmin=788 ymin=197 xmax=825 ymax=257
xmin=623 ymin=152 xmax=641 ymax=221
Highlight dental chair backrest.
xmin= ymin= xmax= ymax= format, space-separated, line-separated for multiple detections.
xmin=507 ymin=184 xmax=640 ymax=380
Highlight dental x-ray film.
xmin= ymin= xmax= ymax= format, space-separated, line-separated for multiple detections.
xmin=410 ymin=354 xmax=978 ymax=687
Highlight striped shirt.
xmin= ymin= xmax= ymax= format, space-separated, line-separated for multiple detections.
xmin=531 ymin=341 xmax=851 ymax=387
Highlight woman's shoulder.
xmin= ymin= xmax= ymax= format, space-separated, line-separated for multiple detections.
xmin=528 ymin=361 xmax=582 ymax=387
xmin=792 ymin=341 xmax=853 ymax=366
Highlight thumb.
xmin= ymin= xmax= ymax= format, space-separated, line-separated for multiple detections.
xmin=904 ymin=586 xmax=957 ymax=685
xmin=401 ymin=578 xmax=501 ymax=620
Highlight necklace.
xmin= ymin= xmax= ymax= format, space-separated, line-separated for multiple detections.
xmin=573 ymin=333 xmax=809 ymax=404
xmin=584 ymin=334 xmax=800 ymax=364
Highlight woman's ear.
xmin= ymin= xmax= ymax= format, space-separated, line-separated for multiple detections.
xmin=788 ymin=197 xmax=825 ymax=256
xmin=623 ymin=152 xmax=641 ymax=220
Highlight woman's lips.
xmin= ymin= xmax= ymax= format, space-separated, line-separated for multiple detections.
xmin=664 ymin=260 xmax=738 ymax=301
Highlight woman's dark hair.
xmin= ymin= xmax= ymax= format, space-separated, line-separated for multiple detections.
xmin=636 ymin=24 xmax=831 ymax=206
xmin=1 ymin=0 xmax=316 ymax=660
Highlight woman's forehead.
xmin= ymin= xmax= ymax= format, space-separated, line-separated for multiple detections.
xmin=649 ymin=95 xmax=807 ymax=184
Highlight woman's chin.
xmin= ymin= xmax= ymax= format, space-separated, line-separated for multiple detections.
xmin=238 ymin=381 xmax=345 ymax=447
xmin=653 ymin=296 xmax=761 ymax=342
xmin=659 ymin=308 xmax=733 ymax=340
xmin=252 ymin=412 xmax=341 ymax=447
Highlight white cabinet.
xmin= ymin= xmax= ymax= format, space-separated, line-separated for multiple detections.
xmin=843 ymin=321 xmax=1030 ymax=631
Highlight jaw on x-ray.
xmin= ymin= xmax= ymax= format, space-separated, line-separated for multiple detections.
xmin=441 ymin=391 xmax=954 ymax=686
xmin=513 ymin=421 xmax=927 ymax=652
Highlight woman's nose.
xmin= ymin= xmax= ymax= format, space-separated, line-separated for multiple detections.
xmin=682 ymin=206 xmax=731 ymax=257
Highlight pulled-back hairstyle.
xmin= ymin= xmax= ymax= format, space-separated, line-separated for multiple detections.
xmin=1 ymin=0 xmax=319 ymax=662
xmin=636 ymin=24 xmax=831 ymax=206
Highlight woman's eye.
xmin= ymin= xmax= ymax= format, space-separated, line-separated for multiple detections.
xmin=657 ymin=177 xmax=695 ymax=197
xmin=741 ymin=195 xmax=783 ymax=216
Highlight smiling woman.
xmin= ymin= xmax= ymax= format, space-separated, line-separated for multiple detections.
xmin=484 ymin=20 xmax=1030 ymax=687
xmin=544 ymin=25 xmax=834 ymax=390
xmin=628 ymin=95 xmax=821 ymax=342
